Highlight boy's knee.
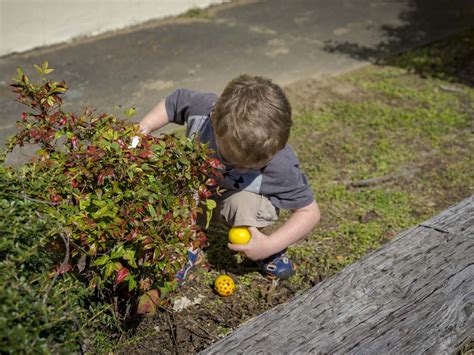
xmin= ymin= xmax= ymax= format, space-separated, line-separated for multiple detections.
xmin=219 ymin=191 xmax=278 ymax=228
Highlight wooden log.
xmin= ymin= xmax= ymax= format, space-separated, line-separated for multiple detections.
xmin=202 ymin=196 xmax=474 ymax=354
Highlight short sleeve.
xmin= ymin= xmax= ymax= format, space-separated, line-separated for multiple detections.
xmin=165 ymin=89 xmax=218 ymax=125
xmin=262 ymin=145 xmax=315 ymax=210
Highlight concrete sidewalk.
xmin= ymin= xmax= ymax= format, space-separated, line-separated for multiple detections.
xmin=1 ymin=0 xmax=473 ymax=146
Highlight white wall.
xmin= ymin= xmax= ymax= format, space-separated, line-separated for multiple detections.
xmin=0 ymin=0 xmax=226 ymax=56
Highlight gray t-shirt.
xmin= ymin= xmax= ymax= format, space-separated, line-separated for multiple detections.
xmin=165 ymin=89 xmax=315 ymax=210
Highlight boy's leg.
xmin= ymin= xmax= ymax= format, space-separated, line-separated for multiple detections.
xmin=217 ymin=190 xmax=279 ymax=228
xmin=177 ymin=191 xmax=294 ymax=284
xmin=217 ymin=191 xmax=296 ymax=280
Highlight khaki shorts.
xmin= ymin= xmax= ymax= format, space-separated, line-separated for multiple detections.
xmin=205 ymin=191 xmax=279 ymax=228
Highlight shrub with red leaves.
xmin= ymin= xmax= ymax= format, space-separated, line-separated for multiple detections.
xmin=8 ymin=62 xmax=223 ymax=317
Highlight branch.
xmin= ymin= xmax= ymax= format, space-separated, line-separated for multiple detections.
xmin=344 ymin=168 xmax=419 ymax=188
xmin=42 ymin=231 xmax=70 ymax=305
xmin=21 ymin=193 xmax=55 ymax=205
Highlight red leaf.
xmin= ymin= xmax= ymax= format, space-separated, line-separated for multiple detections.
xmin=198 ymin=185 xmax=212 ymax=199
xmin=87 ymin=145 xmax=96 ymax=153
xmin=138 ymin=150 xmax=153 ymax=159
xmin=208 ymin=158 xmax=224 ymax=169
xmin=54 ymin=262 xmax=72 ymax=275
xmin=164 ymin=212 xmax=173 ymax=222
xmin=50 ymin=194 xmax=62 ymax=203
xmin=137 ymin=289 xmax=160 ymax=316
xmin=143 ymin=237 xmax=153 ymax=245
xmin=205 ymin=178 xmax=217 ymax=187
xmin=116 ymin=267 xmax=129 ymax=285
xmin=97 ymin=173 xmax=105 ymax=185
xmin=139 ymin=278 xmax=152 ymax=291
xmin=21 ymin=112 xmax=27 ymax=121
xmin=117 ymin=139 xmax=126 ymax=149
xmin=126 ymin=229 xmax=139 ymax=241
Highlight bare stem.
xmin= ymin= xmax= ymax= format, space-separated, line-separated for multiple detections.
xmin=42 ymin=231 xmax=70 ymax=305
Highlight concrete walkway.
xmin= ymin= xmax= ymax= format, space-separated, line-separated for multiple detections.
xmin=1 ymin=0 xmax=473 ymax=146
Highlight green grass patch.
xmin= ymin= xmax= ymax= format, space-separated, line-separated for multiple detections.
xmin=288 ymin=29 xmax=473 ymax=279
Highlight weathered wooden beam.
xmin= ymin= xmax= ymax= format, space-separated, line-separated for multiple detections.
xmin=203 ymin=196 xmax=474 ymax=354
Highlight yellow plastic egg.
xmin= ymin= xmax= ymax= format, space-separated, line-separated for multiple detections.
xmin=214 ymin=274 xmax=235 ymax=297
xmin=228 ymin=227 xmax=251 ymax=245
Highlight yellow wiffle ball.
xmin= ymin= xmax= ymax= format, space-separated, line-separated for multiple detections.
xmin=214 ymin=275 xmax=235 ymax=297
xmin=228 ymin=227 xmax=251 ymax=245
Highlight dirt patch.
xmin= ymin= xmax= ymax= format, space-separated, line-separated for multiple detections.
xmin=285 ymin=76 xmax=361 ymax=113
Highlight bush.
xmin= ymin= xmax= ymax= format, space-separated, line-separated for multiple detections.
xmin=0 ymin=164 xmax=117 ymax=353
xmin=1 ymin=62 xmax=222 ymax=351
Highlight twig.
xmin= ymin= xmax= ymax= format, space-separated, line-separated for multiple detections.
xmin=21 ymin=193 xmax=56 ymax=205
xmin=19 ymin=176 xmax=55 ymax=205
xmin=166 ymin=312 xmax=178 ymax=350
xmin=42 ymin=231 xmax=70 ymax=305
xmin=439 ymin=84 xmax=465 ymax=94
xmin=183 ymin=324 xmax=215 ymax=341
xmin=69 ymin=240 xmax=89 ymax=256
xmin=72 ymin=315 xmax=85 ymax=355
xmin=346 ymin=173 xmax=397 ymax=188
xmin=187 ymin=317 xmax=218 ymax=341
xmin=344 ymin=168 xmax=418 ymax=188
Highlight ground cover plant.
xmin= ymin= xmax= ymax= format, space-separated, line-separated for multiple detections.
xmin=1 ymin=63 xmax=221 ymax=352
xmin=119 ymin=29 xmax=473 ymax=353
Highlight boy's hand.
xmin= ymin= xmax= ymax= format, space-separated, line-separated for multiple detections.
xmin=227 ymin=227 xmax=275 ymax=261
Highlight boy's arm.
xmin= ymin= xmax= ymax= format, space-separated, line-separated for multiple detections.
xmin=228 ymin=200 xmax=321 ymax=261
xmin=138 ymin=99 xmax=169 ymax=134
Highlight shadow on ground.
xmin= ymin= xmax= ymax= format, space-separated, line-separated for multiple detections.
xmin=323 ymin=0 xmax=474 ymax=87
xmin=203 ymin=226 xmax=261 ymax=276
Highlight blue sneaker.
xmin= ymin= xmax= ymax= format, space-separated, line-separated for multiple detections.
xmin=175 ymin=248 xmax=202 ymax=285
xmin=257 ymin=251 xmax=296 ymax=280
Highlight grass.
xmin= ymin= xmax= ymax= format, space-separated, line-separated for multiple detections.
xmin=178 ymin=6 xmax=213 ymax=19
xmin=287 ymin=47 xmax=472 ymax=278
xmin=122 ymin=29 xmax=474 ymax=352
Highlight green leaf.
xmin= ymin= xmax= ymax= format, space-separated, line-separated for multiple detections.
xmin=178 ymin=156 xmax=189 ymax=165
xmin=92 ymin=205 xmax=109 ymax=219
xmin=110 ymin=245 xmax=124 ymax=259
xmin=110 ymin=142 xmax=120 ymax=151
xmin=123 ymin=107 xmax=136 ymax=117
xmin=104 ymin=262 xmax=115 ymax=278
xmin=147 ymin=204 xmax=157 ymax=218
xmin=79 ymin=197 xmax=91 ymax=210
xmin=127 ymin=275 xmax=137 ymax=291
xmin=206 ymin=199 xmax=217 ymax=210
xmin=34 ymin=64 xmax=43 ymax=75
xmin=94 ymin=255 xmax=109 ymax=266
xmin=137 ymin=289 xmax=159 ymax=315
xmin=123 ymin=249 xmax=138 ymax=268
xmin=205 ymin=200 xmax=216 ymax=229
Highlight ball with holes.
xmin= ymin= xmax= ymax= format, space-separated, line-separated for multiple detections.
xmin=214 ymin=274 xmax=235 ymax=297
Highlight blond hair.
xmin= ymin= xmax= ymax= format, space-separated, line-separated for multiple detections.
xmin=212 ymin=75 xmax=292 ymax=167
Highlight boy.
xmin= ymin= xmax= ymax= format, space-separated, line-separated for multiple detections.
xmin=138 ymin=75 xmax=320 ymax=281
